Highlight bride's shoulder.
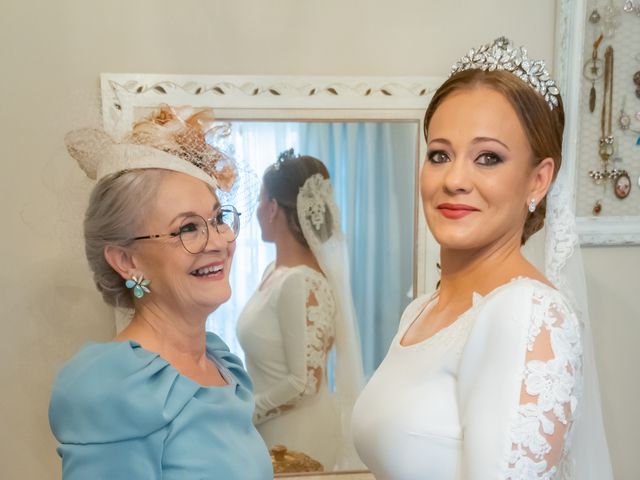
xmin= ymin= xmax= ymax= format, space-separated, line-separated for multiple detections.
xmin=482 ymin=277 xmax=560 ymax=301
xmin=279 ymin=265 xmax=330 ymax=293
xmin=265 ymin=264 xmax=331 ymax=301
xmin=476 ymin=277 xmax=578 ymax=328
xmin=259 ymin=263 xmax=309 ymax=290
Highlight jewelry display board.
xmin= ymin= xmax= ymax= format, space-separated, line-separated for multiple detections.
xmin=573 ymin=0 xmax=640 ymax=244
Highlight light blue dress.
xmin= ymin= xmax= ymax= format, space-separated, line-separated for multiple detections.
xmin=49 ymin=332 xmax=273 ymax=480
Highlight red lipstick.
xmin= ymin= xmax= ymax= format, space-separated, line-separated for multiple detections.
xmin=437 ymin=203 xmax=479 ymax=220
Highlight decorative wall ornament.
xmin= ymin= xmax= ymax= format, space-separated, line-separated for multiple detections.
xmin=101 ymin=74 xmax=440 ymax=138
xmin=614 ymin=172 xmax=632 ymax=198
xmin=583 ymin=34 xmax=604 ymax=113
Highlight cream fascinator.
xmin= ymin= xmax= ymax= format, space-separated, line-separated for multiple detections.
xmin=65 ymin=104 xmax=237 ymax=191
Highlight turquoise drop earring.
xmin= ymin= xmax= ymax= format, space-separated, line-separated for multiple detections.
xmin=126 ymin=275 xmax=151 ymax=299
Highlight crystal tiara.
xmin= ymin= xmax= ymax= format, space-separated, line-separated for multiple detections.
xmin=450 ymin=36 xmax=560 ymax=110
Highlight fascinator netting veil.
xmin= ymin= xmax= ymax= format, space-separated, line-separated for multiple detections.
xmin=296 ymin=174 xmax=366 ymax=470
xmin=544 ymin=164 xmax=613 ymax=479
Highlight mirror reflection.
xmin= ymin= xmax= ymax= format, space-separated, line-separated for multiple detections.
xmin=238 ymin=148 xmax=361 ymax=471
xmin=208 ymin=120 xmax=419 ymax=472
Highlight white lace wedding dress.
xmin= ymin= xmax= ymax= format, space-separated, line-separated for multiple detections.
xmin=237 ymin=263 xmax=340 ymax=470
xmin=352 ymin=277 xmax=583 ymax=480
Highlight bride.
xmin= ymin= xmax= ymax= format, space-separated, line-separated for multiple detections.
xmin=237 ymin=149 xmax=364 ymax=470
xmin=352 ymin=37 xmax=613 ymax=479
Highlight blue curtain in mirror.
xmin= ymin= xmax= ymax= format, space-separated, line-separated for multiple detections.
xmin=207 ymin=121 xmax=416 ymax=377
xmin=299 ymin=122 xmax=416 ymax=375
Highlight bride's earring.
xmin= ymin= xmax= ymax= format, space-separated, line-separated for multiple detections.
xmin=528 ymin=199 xmax=537 ymax=213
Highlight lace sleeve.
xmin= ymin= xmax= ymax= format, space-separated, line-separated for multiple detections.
xmin=505 ymin=289 xmax=583 ymax=479
xmin=458 ymin=283 xmax=583 ymax=480
xmin=253 ymin=271 xmax=336 ymax=425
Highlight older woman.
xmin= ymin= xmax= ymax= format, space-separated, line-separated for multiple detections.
xmin=49 ymin=106 xmax=273 ymax=479
xmin=352 ymin=38 xmax=613 ymax=479
xmin=237 ymin=150 xmax=364 ymax=470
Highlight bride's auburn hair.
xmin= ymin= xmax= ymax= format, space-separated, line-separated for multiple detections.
xmin=263 ymin=154 xmax=330 ymax=247
xmin=423 ymin=69 xmax=565 ymax=244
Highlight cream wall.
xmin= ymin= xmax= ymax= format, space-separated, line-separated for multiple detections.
xmin=0 ymin=1 xmax=636 ymax=479
xmin=583 ymin=247 xmax=640 ymax=479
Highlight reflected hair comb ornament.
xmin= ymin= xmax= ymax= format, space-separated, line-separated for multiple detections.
xmin=450 ymin=36 xmax=560 ymax=110
xmin=275 ymin=148 xmax=300 ymax=170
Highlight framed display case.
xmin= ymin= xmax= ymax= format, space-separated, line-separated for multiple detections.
xmin=558 ymin=0 xmax=640 ymax=245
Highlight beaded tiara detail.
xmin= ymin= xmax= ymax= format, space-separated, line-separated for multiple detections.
xmin=450 ymin=36 xmax=560 ymax=110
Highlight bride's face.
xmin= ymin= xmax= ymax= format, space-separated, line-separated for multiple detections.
xmin=421 ymin=86 xmax=538 ymax=251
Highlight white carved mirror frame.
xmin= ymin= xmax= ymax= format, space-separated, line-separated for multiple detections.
xmin=100 ymin=74 xmax=444 ymax=477
xmin=100 ymin=74 xmax=445 ymax=298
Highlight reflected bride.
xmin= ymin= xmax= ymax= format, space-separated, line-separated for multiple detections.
xmin=237 ymin=149 xmax=365 ymax=471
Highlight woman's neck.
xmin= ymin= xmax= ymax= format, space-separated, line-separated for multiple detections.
xmin=437 ymin=236 xmax=533 ymax=306
xmin=116 ymin=303 xmax=209 ymax=366
xmin=274 ymin=231 xmax=321 ymax=272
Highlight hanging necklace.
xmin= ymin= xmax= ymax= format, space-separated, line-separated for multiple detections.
xmin=589 ymin=46 xmax=630 ymax=201
xmin=618 ymin=96 xmax=640 ymax=134
xmin=599 ymin=45 xmax=614 ymax=167
xmin=589 ymin=45 xmax=615 ymax=180
xmin=583 ymin=34 xmax=604 ymax=113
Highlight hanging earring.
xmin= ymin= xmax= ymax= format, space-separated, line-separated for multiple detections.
xmin=593 ymin=199 xmax=603 ymax=215
xmin=528 ymin=199 xmax=536 ymax=213
xmin=126 ymin=274 xmax=151 ymax=299
xmin=583 ymin=34 xmax=604 ymax=113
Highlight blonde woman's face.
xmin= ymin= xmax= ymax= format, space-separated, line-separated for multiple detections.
xmin=131 ymin=172 xmax=235 ymax=316
xmin=421 ymin=87 xmax=537 ymax=251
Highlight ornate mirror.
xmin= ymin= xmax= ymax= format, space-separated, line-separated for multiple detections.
xmin=101 ymin=73 xmax=442 ymax=474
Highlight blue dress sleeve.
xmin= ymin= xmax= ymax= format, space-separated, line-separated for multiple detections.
xmin=56 ymin=435 xmax=164 ymax=479
xmin=49 ymin=340 xmax=198 ymax=479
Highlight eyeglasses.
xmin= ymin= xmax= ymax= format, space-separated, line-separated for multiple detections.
xmin=131 ymin=205 xmax=241 ymax=254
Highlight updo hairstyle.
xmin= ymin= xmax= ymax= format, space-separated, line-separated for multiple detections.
xmin=84 ymin=169 xmax=165 ymax=309
xmin=423 ymin=69 xmax=565 ymax=244
xmin=263 ymin=153 xmax=330 ymax=248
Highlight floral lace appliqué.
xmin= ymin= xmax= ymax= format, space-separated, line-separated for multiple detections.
xmin=302 ymin=274 xmax=336 ymax=394
xmin=254 ymin=272 xmax=336 ymax=424
xmin=504 ymin=288 xmax=583 ymax=480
